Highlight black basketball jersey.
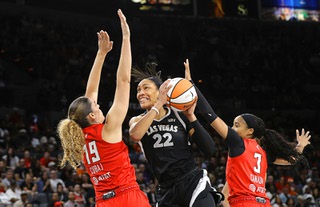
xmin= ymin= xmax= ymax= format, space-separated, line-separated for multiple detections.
xmin=139 ymin=107 xmax=197 ymax=185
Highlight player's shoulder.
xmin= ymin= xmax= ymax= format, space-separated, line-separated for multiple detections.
xmin=129 ymin=113 xmax=145 ymax=126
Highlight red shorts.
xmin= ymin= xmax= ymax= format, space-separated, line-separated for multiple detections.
xmin=231 ymin=201 xmax=271 ymax=207
xmin=96 ymin=189 xmax=150 ymax=207
xmin=229 ymin=196 xmax=271 ymax=207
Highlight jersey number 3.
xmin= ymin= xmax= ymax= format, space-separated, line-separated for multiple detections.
xmin=254 ymin=153 xmax=262 ymax=174
xmin=84 ymin=141 xmax=101 ymax=164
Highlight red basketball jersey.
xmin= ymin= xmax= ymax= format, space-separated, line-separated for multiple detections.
xmin=226 ymin=138 xmax=269 ymax=203
xmin=82 ymin=124 xmax=137 ymax=199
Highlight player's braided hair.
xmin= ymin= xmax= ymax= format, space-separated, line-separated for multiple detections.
xmin=261 ymin=129 xmax=309 ymax=169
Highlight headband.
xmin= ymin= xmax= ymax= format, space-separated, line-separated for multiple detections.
xmin=241 ymin=113 xmax=265 ymax=138
xmin=241 ymin=113 xmax=256 ymax=129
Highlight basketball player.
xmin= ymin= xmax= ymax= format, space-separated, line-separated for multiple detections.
xmin=57 ymin=10 xmax=150 ymax=207
xmin=184 ymin=59 xmax=311 ymax=207
xmin=129 ymin=63 xmax=223 ymax=207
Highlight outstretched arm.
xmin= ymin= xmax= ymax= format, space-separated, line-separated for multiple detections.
xmin=103 ymin=9 xmax=131 ymax=143
xmin=85 ymin=31 xmax=113 ymax=101
xmin=184 ymin=59 xmax=229 ymax=139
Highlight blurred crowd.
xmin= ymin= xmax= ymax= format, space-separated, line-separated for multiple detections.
xmin=0 ymin=6 xmax=320 ymax=207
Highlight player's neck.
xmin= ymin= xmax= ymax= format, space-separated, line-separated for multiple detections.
xmin=156 ymin=107 xmax=167 ymax=119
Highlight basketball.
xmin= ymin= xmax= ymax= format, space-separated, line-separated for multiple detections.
xmin=166 ymin=77 xmax=197 ymax=112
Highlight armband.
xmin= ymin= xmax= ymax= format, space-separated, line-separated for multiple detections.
xmin=191 ymin=81 xmax=218 ymax=123
xmin=189 ymin=120 xmax=216 ymax=156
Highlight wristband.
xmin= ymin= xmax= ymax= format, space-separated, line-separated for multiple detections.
xmin=189 ymin=119 xmax=200 ymax=128
xmin=151 ymin=107 xmax=159 ymax=115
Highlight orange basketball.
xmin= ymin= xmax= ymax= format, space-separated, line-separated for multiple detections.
xmin=166 ymin=77 xmax=197 ymax=112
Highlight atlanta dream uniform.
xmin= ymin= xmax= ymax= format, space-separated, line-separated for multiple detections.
xmin=83 ymin=124 xmax=150 ymax=207
xmin=226 ymin=129 xmax=271 ymax=207
xmin=138 ymin=107 xmax=215 ymax=207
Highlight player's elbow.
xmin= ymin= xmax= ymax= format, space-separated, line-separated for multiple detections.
xmin=129 ymin=132 xmax=142 ymax=142
xmin=197 ymin=137 xmax=216 ymax=157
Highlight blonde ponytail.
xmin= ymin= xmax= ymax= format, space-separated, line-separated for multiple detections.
xmin=57 ymin=119 xmax=85 ymax=170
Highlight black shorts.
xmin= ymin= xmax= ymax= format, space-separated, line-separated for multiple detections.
xmin=157 ymin=169 xmax=221 ymax=207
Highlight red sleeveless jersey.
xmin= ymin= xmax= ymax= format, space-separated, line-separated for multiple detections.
xmin=82 ymin=124 xmax=137 ymax=199
xmin=226 ymin=138 xmax=269 ymax=203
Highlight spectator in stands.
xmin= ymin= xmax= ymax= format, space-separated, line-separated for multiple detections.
xmin=278 ymin=186 xmax=290 ymax=203
xmin=64 ymin=171 xmax=79 ymax=192
xmin=303 ymin=194 xmax=316 ymax=207
xmin=80 ymin=173 xmax=93 ymax=193
xmin=22 ymin=150 xmax=32 ymax=169
xmin=63 ymin=191 xmax=75 ymax=207
xmin=36 ymin=171 xmax=52 ymax=194
xmin=138 ymin=163 xmax=152 ymax=185
xmin=273 ymin=195 xmax=286 ymax=207
xmin=285 ymin=197 xmax=295 ymax=207
xmin=129 ymin=143 xmax=146 ymax=165
xmin=266 ymin=175 xmax=277 ymax=193
xmin=5 ymin=180 xmax=21 ymax=205
xmin=14 ymin=158 xmax=30 ymax=179
xmin=85 ymin=187 xmax=95 ymax=207
xmin=287 ymin=178 xmax=298 ymax=197
xmin=0 ymin=183 xmax=11 ymax=205
xmin=48 ymin=192 xmax=63 ymax=207
xmin=39 ymin=151 xmax=55 ymax=169
xmin=57 ymin=183 xmax=68 ymax=202
xmin=302 ymin=178 xmax=315 ymax=195
xmin=73 ymin=184 xmax=86 ymax=207
xmin=30 ymin=160 xmax=42 ymax=179
xmin=2 ymin=169 xmax=14 ymax=188
xmin=20 ymin=173 xmax=37 ymax=195
xmin=147 ymin=183 xmax=157 ymax=207
xmin=49 ymin=170 xmax=67 ymax=193
xmin=313 ymin=188 xmax=320 ymax=206
xmin=303 ymin=187 xmax=315 ymax=203
xmin=2 ymin=147 xmax=19 ymax=170
xmin=13 ymin=191 xmax=29 ymax=207
xmin=275 ymin=176 xmax=287 ymax=194
xmin=295 ymin=195 xmax=305 ymax=207
xmin=0 ymin=160 xmax=7 ymax=178
xmin=14 ymin=172 xmax=24 ymax=188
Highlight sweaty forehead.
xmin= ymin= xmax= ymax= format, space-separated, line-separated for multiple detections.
xmin=137 ymin=79 xmax=156 ymax=88
xmin=234 ymin=116 xmax=246 ymax=125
